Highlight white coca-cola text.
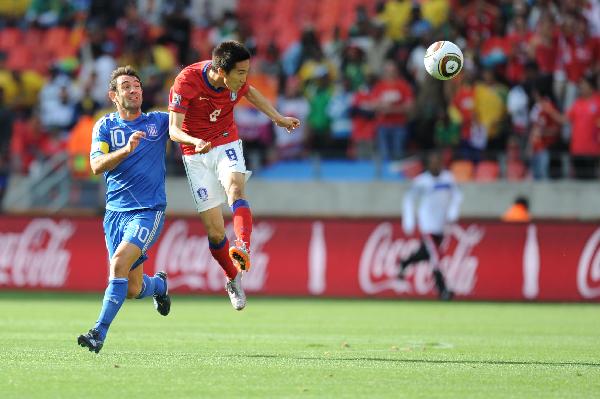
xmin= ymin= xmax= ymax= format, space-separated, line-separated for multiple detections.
xmin=577 ymin=227 xmax=600 ymax=298
xmin=0 ymin=219 xmax=73 ymax=287
xmin=154 ymin=220 xmax=274 ymax=291
xmin=358 ymin=223 xmax=483 ymax=295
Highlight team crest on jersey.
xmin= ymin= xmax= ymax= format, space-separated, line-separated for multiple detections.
xmin=147 ymin=124 xmax=158 ymax=137
xmin=172 ymin=92 xmax=182 ymax=106
xmin=197 ymin=187 xmax=208 ymax=201
xmin=230 ymin=92 xmax=237 ymax=101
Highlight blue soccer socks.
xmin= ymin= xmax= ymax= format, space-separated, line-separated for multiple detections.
xmin=135 ymin=274 xmax=166 ymax=299
xmin=91 ymin=274 xmax=167 ymax=343
xmin=94 ymin=277 xmax=128 ymax=340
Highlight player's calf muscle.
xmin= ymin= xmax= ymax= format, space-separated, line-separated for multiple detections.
xmin=126 ymin=285 xmax=141 ymax=299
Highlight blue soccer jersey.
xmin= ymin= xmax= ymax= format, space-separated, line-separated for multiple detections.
xmin=90 ymin=111 xmax=169 ymax=211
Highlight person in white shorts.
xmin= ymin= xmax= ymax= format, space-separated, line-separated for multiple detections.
xmin=168 ymin=41 xmax=300 ymax=310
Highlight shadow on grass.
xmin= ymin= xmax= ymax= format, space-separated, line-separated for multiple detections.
xmin=238 ymin=354 xmax=600 ymax=368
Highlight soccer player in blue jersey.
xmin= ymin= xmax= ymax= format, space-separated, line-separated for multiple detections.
xmin=77 ymin=66 xmax=171 ymax=353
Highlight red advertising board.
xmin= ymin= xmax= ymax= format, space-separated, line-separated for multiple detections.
xmin=1 ymin=216 xmax=599 ymax=301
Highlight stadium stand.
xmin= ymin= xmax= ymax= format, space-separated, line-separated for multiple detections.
xmin=0 ymin=0 xmax=599 ymax=212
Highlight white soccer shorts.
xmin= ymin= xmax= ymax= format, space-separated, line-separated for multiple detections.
xmin=182 ymin=140 xmax=251 ymax=212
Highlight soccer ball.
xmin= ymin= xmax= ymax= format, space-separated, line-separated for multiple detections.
xmin=423 ymin=41 xmax=464 ymax=80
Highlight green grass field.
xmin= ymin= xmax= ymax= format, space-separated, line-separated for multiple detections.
xmin=0 ymin=292 xmax=599 ymax=399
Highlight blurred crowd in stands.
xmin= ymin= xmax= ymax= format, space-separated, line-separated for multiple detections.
xmin=0 ymin=0 xmax=600 ymax=204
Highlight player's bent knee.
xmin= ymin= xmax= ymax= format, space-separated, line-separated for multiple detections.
xmin=110 ymin=259 xmax=132 ymax=279
xmin=227 ymin=187 xmax=244 ymax=202
xmin=204 ymin=224 xmax=226 ymax=244
xmin=207 ymin=231 xmax=226 ymax=245
xmin=111 ymin=241 xmax=142 ymax=276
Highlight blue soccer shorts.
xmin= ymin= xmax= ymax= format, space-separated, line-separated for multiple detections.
xmin=103 ymin=208 xmax=165 ymax=270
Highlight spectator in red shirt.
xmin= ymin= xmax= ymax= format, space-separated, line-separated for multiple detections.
xmin=10 ymin=113 xmax=66 ymax=175
xmin=480 ymin=20 xmax=511 ymax=69
xmin=566 ymin=75 xmax=600 ymax=179
xmin=505 ymin=15 xmax=533 ymax=84
xmin=449 ymin=73 xmax=481 ymax=161
xmin=371 ymin=60 xmax=414 ymax=160
xmin=558 ymin=13 xmax=596 ymax=111
xmin=350 ymin=76 xmax=377 ymax=160
xmin=528 ymin=14 xmax=558 ymax=82
xmin=529 ymin=84 xmax=562 ymax=180
xmin=461 ymin=0 xmax=499 ymax=47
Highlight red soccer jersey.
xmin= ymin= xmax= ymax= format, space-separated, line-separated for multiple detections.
xmin=351 ymin=90 xmax=376 ymax=141
xmin=169 ymin=61 xmax=250 ymax=155
xmin=451 ymin=86 xmax=475 ymax=139
xmin=530 ymin=98 xmax=561 ymax=152
xmin=370 ymin=79 xmax=413 ymax=125
xmin=567 ymin=96 xmax=600 ymax=156
xmin=562 ymin=37 xmax=595 ymax=83
xmin=529 ymin=31 xmax=559 ymax=75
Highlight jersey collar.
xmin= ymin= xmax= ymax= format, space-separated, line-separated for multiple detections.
xmin=202 ymin=62 xmax=224 ymax=93
xmin=115 ymin=112 xmax=146 ymax=124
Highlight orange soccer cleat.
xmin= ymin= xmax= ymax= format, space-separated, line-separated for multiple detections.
xmin=229 ymin=240 xmax=251 ymax=272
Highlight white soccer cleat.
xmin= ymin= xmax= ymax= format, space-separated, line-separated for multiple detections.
xmin=225 ymin=272 xmax=246 ymax=311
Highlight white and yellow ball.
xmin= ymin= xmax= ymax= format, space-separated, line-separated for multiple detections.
xmin=424 ymin=41 xmax=464 ymax=80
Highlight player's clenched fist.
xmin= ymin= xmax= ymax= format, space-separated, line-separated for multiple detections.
xmin=275 ymin=116 xmax=301 ymax=133
xmin=126 ymin=131 xmax=145 ymax=154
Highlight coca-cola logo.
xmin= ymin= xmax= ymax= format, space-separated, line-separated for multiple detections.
xmin=0 ymin=219 xmax=74 ymax=287
xmin=154 ymin=220 xmax=274 ymax=292
xmin=577 ymin=227 xmax=600 ymax=298
xmin=359 ymin=223 xmax=483 ymax=295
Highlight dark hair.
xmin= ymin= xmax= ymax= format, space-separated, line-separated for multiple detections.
xmin=211 ymin=41 xmax=251 ymax=73
xmin=109 ymin=65 xmax=141 ymax=92
xmin=515 ymin=196 xmax=529 ymax=209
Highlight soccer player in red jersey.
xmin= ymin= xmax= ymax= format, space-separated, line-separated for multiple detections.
xmin=168 ymin=41 xmax=300 ymax=310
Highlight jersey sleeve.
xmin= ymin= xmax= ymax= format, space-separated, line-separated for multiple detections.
xmin=158 ymin=111 xmax=170 ymax=142
xmin=161 ymin=111 xmax=170 ymax=131
xmin=169 ymin=70 xmax=199 ymax=114
xmin=90 ymin=116 xmax=110 ymax=160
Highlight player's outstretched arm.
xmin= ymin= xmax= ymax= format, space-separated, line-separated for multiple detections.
xmin=168 ymin=111 xmax=212 ymax=154
xmin=244 ymin=85 xmax=300 ymax=132
xmin=90 ymin=131 xmax=144 ymax=175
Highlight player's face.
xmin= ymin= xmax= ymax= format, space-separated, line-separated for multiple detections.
xmin=112 ymin=75 xmax=143 ymax=111
xmin=222 ymin=60 xmax=250 ymax=92
xmin=428 ymin=154 xmax=442 ymax=176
